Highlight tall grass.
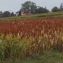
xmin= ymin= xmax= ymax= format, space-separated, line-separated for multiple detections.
xmin=0 ymin=30 xmax=63 ymax=61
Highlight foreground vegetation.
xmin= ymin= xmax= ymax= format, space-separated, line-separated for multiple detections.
xmin=0 ymin=17 xmax=63 ymax=62
xmin=0 ymin=50 xmax=63 ymax=63
xmin=0 ymin=30 xmax=63 ymax=61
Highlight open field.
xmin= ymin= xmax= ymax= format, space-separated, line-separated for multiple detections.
xmin=0 ymin=16 xmax=63 ymax=62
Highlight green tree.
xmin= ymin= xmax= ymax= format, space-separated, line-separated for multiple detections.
xmin=2 ymin=11 xmax=10 ymax=17
xmin=43 ymin=7 xmax=49 ymax=13
xmin=0 ymin=11 xmax=2 ymax=18
xmin=35 ymin=6 xmax=49 ymax=13
xmin=60 ymin=3 xmax=63 ymax=11
xmin=11 ymin=12 xmax=15 ymax=16
xmin=38 ymin=7 xmax=44 ymax=13
xmin=51 ymin=7 xmax=59 ymax=12
xmin=21 ymin=1 xmax=37 ymax=13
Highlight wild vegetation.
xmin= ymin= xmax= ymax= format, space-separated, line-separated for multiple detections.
xmin=0 ymin=17 xmax=63 ymax=62
xmin=0 ymin=51 xmax=63 ymax=63
xmin=0 ymin=1 xmax=63 ymax=63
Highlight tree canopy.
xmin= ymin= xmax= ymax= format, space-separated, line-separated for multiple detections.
xmin=60 ymin=3 xmax=63 ymax=11
xmin=2 ymin=11 xmax=11 ymax=17
xmin=51 ymin=7 xmax=59 ymax=12
xmin=21 ymin=1 xmax=37 ymax=13
xmin=21 ymin=1 xmax=49 ymax=14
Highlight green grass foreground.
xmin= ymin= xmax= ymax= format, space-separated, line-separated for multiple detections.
xmin=0 ymin=50 xmax=63 ymax=63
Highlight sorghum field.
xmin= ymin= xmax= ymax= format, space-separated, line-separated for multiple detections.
xmin=0 ymin=17 xmax=63 ymax=61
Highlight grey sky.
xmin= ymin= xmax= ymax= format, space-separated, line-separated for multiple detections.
xmin=0 ymin=0 xmax=63 ymax=13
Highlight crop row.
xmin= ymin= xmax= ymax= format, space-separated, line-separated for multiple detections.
xmin=0 ymin=17 xmax=63 ymax=37
xmin=0 ymin=17 xmax=63 ymax=60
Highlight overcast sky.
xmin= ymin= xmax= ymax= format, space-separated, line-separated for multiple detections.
xmin=0 ymin=0 xmax=63 ymax=13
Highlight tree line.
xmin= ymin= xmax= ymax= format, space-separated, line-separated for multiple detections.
xmin=0 ymin=11 xmax=15 ymax=18
xmin=0 ymin=1 xmax=63 ymax=17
